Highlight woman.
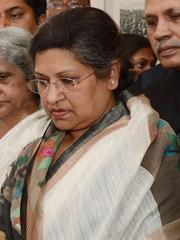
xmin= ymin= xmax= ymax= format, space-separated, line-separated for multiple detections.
xmin=121 ymin=33 xmax=157 ymax=79
xmin=0 ymin=0 xmax=46 ymax=33
xmin=0 ymin=27 xmax=50 ymax=186
xmin=0 ymin=8 xmax=179 ymax=240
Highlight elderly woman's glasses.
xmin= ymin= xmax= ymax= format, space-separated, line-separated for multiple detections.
xmin=27 ymin=71 xmax=95 ymax=94
xmin=47 ymin=1 xmax=84 ymax=10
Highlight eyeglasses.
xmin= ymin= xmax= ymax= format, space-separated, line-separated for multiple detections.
xmin=27 ymin=71 xmax=95 ymax=94
xmin=47 ymin=1 xmax=84 ymax=10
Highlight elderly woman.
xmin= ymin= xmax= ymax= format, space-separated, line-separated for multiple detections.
xmin=0 ymin=8 xmax=179 ymax=240
xmin=0 ymin=27 xmax=50 ymax=186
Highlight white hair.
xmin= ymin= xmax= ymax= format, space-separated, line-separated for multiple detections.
xmin=0 ymin=26 xmax=34 ymax=80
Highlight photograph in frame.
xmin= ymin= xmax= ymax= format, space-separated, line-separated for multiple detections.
xmin=119 ymin=0 xmax=147 ymax=36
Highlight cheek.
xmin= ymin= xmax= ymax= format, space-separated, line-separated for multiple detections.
xmin=73 ymin=89 xmax=97 ymax=111
xmin=69 ymin=94 xmax=93 ymax=117
xmin=134 ymin=68 xmax=142 ymax=76
xmin=18 ymin=15 xmax=37 ymax=33
xmin=74 ymin=101 xmax=93 ymax=116
xmin=147 ymin=32 xmax=155 ymax=46
xmin=39 ymin=94 xmax=53 ymax=116
xmin=40 ymin=96 xmax=48 ymax=110
xmin=73 ymin=87 xmax=109 ymax=118
xmin=143 ymin=64 xmax=151 ymax=71
xmin=7 ymin=85 xmax=29 ymax=102
xmin=131 ymin=65 xmax=140 ymax=73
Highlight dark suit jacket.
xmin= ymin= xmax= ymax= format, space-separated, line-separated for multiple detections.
xmin=128 ymin=64 xmax=180 ymax=135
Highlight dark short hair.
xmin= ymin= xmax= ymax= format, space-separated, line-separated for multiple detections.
xmin=26 ymin=0 xmax=46 ymax=22
xmin=31 ymin=7 xmax=124 ymax=79
xmin=121 ymin=33 xmax=156 ymax=60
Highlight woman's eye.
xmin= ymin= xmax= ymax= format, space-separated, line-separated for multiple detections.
xmin=0 ymin=74 xmax=7 ymax=79
xmin=60 ymin=78 xmax=75 ymax=85
xmin=0 ymin=73 xmax=9 ymax=82
xmin=134 ymin=63 xmax=145 ymax=69
xmin=38 ymin=80 xmax=48 ymax=87
xmin=137 ymin=64 xmax=143 ymax=69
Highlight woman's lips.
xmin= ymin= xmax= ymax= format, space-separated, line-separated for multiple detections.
xmin=0 ymin=101 xmax=8 ymax=106
xmin=51 ymin=109 xmax=70 ymax=118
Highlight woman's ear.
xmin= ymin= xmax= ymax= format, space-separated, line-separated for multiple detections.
xmin=107 ymin=61 xmax=121 ymax=90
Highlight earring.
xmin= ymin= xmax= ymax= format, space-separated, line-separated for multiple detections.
xmin=112 ymin=80 xmax=115 ymax=85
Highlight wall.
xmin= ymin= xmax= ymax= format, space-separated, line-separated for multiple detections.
xmin=90 ymin=0 xmax=120 ymax=26
xmin=90 ymin=0 xmax=144 ymax=28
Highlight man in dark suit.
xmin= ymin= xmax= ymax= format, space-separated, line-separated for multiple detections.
xmin=134 ymin=2 xmax=180 ymax=238
xmin=137 ymin=0 xmax=180 ymax=135
xmin=139 ymin=65 xmax=180 ymax=135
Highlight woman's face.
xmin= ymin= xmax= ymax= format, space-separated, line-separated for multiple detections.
xmin=34 ymin=49 xmax=117 ymax=132
xmin=0 ymin=0 xmax=39 ymax=33
xmin=130 ymin=47 xmax=156 ymax=77
xmin=0 ymin=60 xmax=34 ymax=120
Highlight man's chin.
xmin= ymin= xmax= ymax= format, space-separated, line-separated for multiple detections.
xmin=159 ymin=58 xmax=180 ymax=69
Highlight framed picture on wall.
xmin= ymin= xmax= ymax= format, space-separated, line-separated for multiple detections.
xmin=119 ymin=0 xmax=147 ymax=36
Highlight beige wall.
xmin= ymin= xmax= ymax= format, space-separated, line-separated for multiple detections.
xmin=90 ymin=0 xmax=144 ymax=27
xmin=90 ymin=0 xmax=120 ymax=26
xmin=90 ymin=0 xmax=104 ymax=10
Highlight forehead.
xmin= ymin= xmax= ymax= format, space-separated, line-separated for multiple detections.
xmin=145 ymin=0 xmax=180 ymax=15
xmin=35 ymin=49 xmax=85 ymax=73
xmin=0 ymin=0 xmax=29 ymax=10
xmin=0 ymin=59 xmax=21 ymax=73
xmin=133 ymin=47 xmax=154 ymax=57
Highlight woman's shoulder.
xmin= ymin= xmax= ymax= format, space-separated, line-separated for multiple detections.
xmin=2 ymin=137 xmax=42 ymax=189
xmin=16 ymin=136 xmax=43 ymax=171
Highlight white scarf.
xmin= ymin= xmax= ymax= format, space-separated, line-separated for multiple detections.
xmin=39 ymin=97 xmax=162 ymax=240
xmin=0 ymin=109 xmax=50 ymax=186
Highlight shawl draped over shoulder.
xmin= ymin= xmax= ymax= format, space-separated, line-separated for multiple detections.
xmin=0 ymin=92 xmax=179 ymax=240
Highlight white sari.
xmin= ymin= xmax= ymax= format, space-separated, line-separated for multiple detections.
xmin=37 ymin=97 xmax=167 ymax=240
